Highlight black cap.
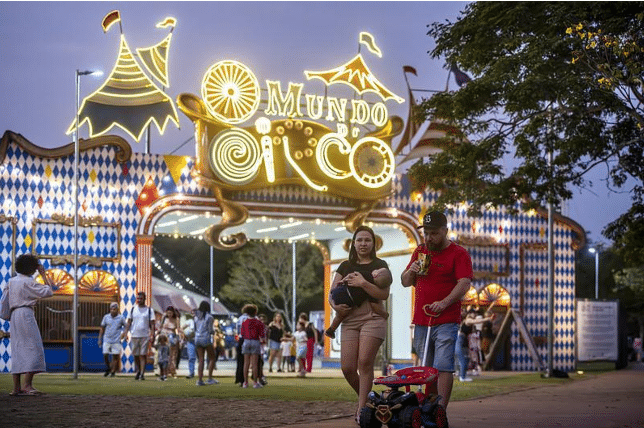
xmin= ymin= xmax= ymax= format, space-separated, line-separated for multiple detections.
xmin=417 ymin=211 xmax=447 ymax=229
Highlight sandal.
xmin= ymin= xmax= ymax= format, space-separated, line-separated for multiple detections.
xmin=9 ymin=390 xmax=24 ymax=396
xmin=22 ymin=389 xmax=44 ymax=396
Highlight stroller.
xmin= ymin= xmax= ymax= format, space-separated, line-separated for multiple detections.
xmin=359 ymin=306 xmax=447 ymax=428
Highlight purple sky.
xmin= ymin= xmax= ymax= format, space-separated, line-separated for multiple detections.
xmin=0 ymin=1 xmax=631 ymax=244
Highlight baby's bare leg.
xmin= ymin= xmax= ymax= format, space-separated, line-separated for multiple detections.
xmin=325 ymin=313 xmax=346 ymax=338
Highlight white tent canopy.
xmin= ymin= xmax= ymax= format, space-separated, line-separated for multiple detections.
xmin=151 ymin=276 xmax=231 ymax=316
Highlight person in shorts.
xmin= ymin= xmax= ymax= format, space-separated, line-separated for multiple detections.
xmin=98 ymin=302 xmax=125 ymax=377
xmin=121 ymin=291 xmax=155 ymax=380
xmin=327 ymin=226 xmax=392 ymax=423
xmin=401 ymin=211 xmax=473 ymax=427
xmin=240 ymin=304 xmax=265 ymax=388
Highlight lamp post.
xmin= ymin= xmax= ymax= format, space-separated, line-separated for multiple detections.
xmin=589 ymin=247 xmax=599 ymax=299
xmin=73 ymin=69 xmax=101 ymax=379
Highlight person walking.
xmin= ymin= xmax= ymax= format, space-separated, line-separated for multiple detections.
xmin=159 ymin=306 xmax=181 ymax=378
xmin=1 ymin=254 xmax=53 ymax=396
xmin=298 ymin=313 xmax=318 ymax=374
xmin=194 ymin=301 xmax=219 ymax=386
xmin=328 ymin=225 xmax=392 ymax=423
xmin=213 ymin=318 xmax=225 ymax=370
xmin=181 ymin=310 xmax=197 ymax=379
xmin=121 ymin=291 xmax=155 ymax=380
xmin=98 ymin=302 xmax=125 ymax=377
xmin=155 ymin=333 xmax=170 ymax=381
xmin=401 ymin=211 xmax=473 ymax=427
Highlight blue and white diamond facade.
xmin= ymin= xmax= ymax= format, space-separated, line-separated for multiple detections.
xmin=0 ymin=134 xmax=581 ymax=373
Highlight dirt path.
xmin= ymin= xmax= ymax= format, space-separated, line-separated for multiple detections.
xmin=1 ymin=395 xmax=355 ymax=427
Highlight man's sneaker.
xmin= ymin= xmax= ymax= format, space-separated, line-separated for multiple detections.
xmin=459 ymin=376 xmax=473 ymax=382
xmin=134 ymin=372 xmax=141 ymax=380
xmin=253 ymin=382 xmax=263 ymax=388
xmin=259 ymin=376 xmax=268 ymax=385
xmin=242 ymin=382 xmax=248 ymax=388
xmin=186 ymin=375 xmax=194 ymax=379
xmin=140 ymin=374 xmax=145 ymax=381
xmin=433 ymin=405 xmax=449 ymax=428
xmin=103 ymin=370 xmax=110 ymax=377
xmin=196 ymin=380 xmax=205 ymax=386
xmin=110 ymin=372 xmax=116 ymax=377
xmin=206 ymin=378 xmax=219 ymax=385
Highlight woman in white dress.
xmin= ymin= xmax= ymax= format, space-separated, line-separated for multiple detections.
xmin=5 ymin=254 xmax=52 ymax=395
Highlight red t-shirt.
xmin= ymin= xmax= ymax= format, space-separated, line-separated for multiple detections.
xmin=406 ymin=242 xmax=473 ymax=326
xmin=241 ymin=317 xmax=265 ymax=341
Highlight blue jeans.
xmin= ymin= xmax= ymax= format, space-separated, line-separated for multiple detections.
xmin=455 ymin=332 xmax=468 ymax=376
xmin=186 ymin=340 xmax=196 ymax=376
xmin=413 ymin=323 xmax=458 ymax=372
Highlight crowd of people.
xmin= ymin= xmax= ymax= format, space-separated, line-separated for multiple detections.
xmin=3 ymin=211 xmax=473 ymax=428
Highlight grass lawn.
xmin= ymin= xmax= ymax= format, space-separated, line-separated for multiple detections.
xmin=0 ymin=371 xmax=591 ymax=401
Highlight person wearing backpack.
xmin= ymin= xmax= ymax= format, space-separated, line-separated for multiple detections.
xmin=121 ymin=291 xmax=155 ymax=380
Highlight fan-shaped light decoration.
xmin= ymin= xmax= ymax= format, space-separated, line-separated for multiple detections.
xmin=201 ymin=60 xmax=261 ymax=125
xmin=478 ymin=283 xmax=511 ymax=307
xmin=36 ymin=268 xmax=74 ymax=294
xmin=78 ymin=270 xmax=119 ymax=295
xmin=461 ymin=285 xmax=479 ymax=306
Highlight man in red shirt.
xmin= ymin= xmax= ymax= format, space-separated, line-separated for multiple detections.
xmin=401 ymin=211 xmax=473 ymax=426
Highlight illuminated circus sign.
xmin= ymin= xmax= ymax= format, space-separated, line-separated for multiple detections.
xmin=64 ymin=12 xmax=406 ymax=249
xmin=179 ymin=31 xmax=404 ymax=200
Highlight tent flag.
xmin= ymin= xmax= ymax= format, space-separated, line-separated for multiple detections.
xmin=102 ymin=10 xmax=121 ymax=33
xmin=393 ymin=66 xmax=421 ymax=155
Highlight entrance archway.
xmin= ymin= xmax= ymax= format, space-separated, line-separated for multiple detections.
xmin=136 ymin=193 xmax=421 ymax=363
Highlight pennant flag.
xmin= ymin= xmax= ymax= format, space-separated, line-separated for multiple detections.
xmin=156 ymin=17 xmax=176 ymax=29
xmin=163 ymin=155 xmax=188 ymax=185
xmin=359 ymin=32 xmax=382 ymax=57
xmin=450 ymin=64 xmax=472 ymax=87
xmin=403 ymin=65 xmax=417 ymax=76
xmin=102 ymin=10 xmax=121 ymax=33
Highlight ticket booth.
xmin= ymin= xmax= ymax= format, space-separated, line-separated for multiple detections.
xmin=35 ymin=269 xmax=119 ymax=372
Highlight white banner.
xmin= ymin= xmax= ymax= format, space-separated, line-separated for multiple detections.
xmin=577 ymin=299 xmax=619 ymax=362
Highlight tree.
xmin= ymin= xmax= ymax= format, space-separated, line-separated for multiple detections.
xmin=566 ymin=14 xmax=644 ymax=266
xmin=219 ymin=241 xmax=324 ymax=331
xmin=409 ymin=2 xmax=643 ymax=225
xmin=613 ymin=267 xmax=644 ymax=343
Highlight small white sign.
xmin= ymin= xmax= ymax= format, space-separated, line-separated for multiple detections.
xmin=577 ymin=299 xmax=618 ymax=362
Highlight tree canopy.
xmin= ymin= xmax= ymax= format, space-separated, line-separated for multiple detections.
xmin=410 ymin=2 xmax=643 ymax=258
xmin=219 ymin=241 xmax=324 ymax=331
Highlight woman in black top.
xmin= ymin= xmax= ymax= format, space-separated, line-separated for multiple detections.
xmin=267 ymin=313 xmax=284 ymax=372
xmin=328 ymin=225 xmax=392 ymax=423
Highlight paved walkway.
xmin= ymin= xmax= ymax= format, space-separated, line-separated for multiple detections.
xmin=281 ymin=363 xmax=644 ymax=428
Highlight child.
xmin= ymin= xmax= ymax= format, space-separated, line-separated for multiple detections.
xmin=293 ymin=322 xmax=308 ymax=377
xmin=289 ymin=335 xmax=297 ymax=372
xmin=325 ymin=267 xmax=390 ymax=339
xmin=155 ymin=334 xmax=170 ymax=381
xmin=240 ymin=304 xmax=266 ymax=388
xmin=280 ymin=333 xmax=292 ymax=372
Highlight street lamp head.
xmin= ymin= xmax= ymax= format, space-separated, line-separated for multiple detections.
xmin=77 ymin=69 xmax=103 ymax=77
xmin=588 ymin=247 xmax=596 ymax=254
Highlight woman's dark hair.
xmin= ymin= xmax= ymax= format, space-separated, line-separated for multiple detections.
xmin=15 ymin=254 xmax=40 ymax=276
xmin=348 ymin=225 xmax=377 ymax=264
xmin=198 ymin=300 xmax=211 ymax=315
xmin=298 ymin=312 xmax=308 ymax=321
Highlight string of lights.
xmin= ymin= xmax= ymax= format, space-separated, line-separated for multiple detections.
xmin=151 ymin=247 xmax=209 ymax=296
